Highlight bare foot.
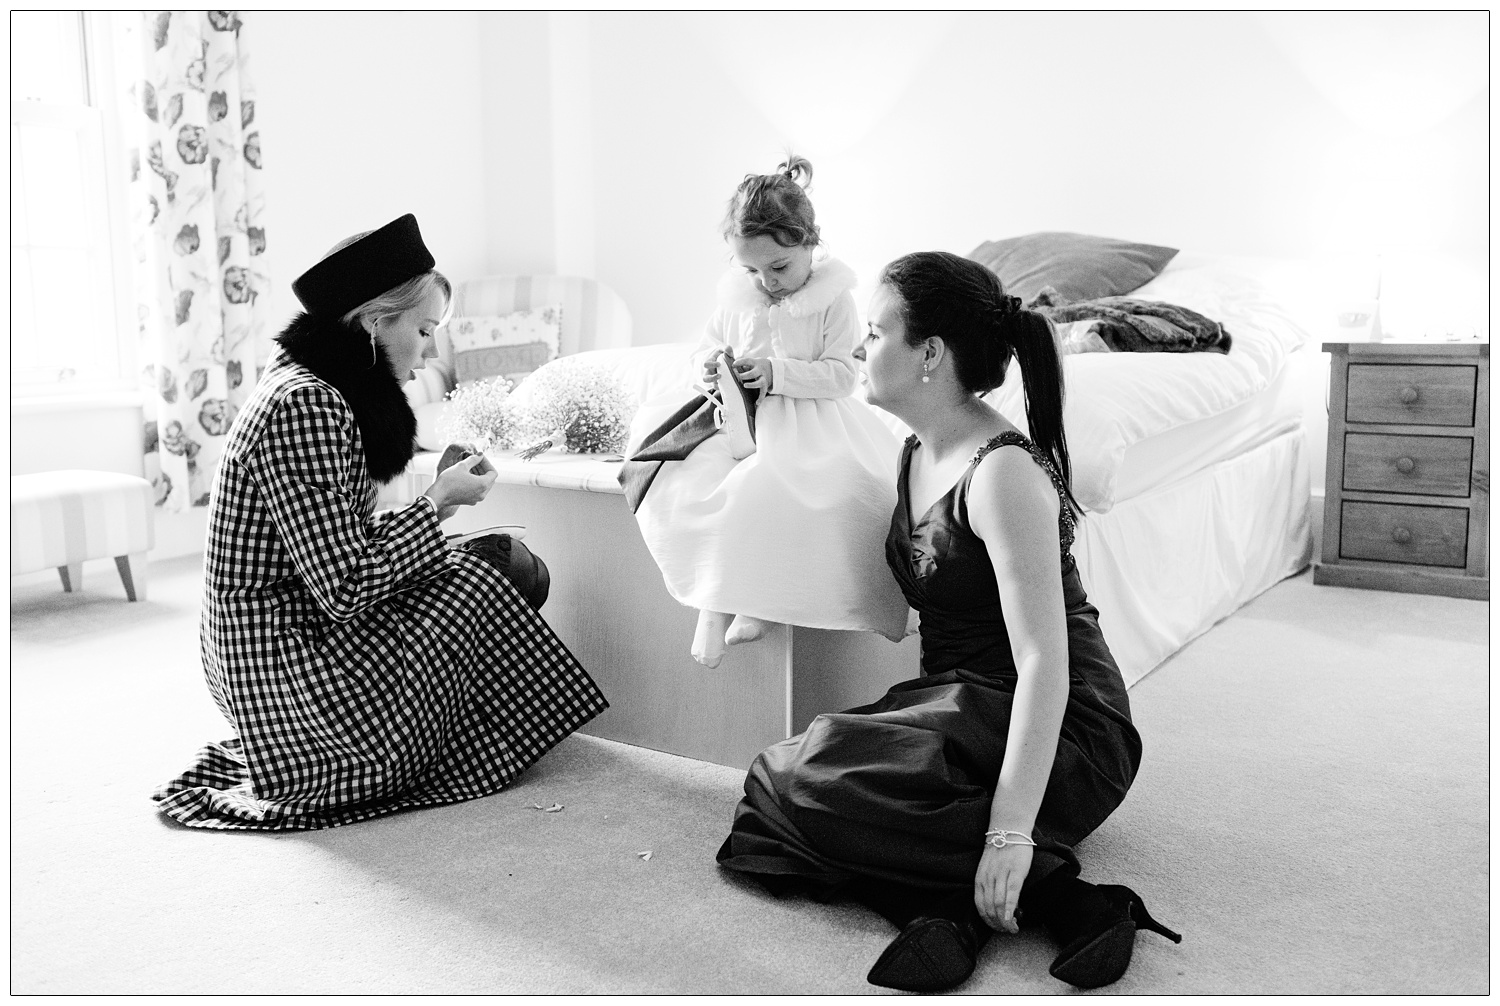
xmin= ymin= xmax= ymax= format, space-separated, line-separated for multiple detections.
xmin=725 ymin=614 xmax=772 ymax=646
xmin=691 ymin=610 xmax=732 ymax=668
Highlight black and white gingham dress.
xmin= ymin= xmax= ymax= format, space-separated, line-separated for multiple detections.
xmin=153 ymin=356 xmax=607 ymax=830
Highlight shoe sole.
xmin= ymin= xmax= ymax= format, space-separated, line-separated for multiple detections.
xmin=867 ymin=919 xmax=976 ymax=993
xmin=715 ymin=358 xmax=756 ymax=460
xmin=1049 ymin=918 xmax=1136 ymax=989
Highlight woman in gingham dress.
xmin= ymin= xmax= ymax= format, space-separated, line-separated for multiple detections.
xmin=153 ymin=214 xmax=607 ymax=830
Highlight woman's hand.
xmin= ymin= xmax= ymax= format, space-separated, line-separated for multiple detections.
xmin=701 ymin=348 xmax=725 ymax=386
xmin=731 ymin=356 xmax=773 ymax=390
xmin=422 ymin=453 xmax=497 ymax=522
xmin=973 ymin=841 xmax=1032 ymax=934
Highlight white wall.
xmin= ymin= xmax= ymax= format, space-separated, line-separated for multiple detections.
xmin=578 ymin=11 xmax=1486 ymax=346
xmin=16 ymin=12 xmax=1485 ymax=552
xmin=479 ymin=11 xmax=556 ymax=275
xmin=251 ymin=11 xmax=492 ymax=331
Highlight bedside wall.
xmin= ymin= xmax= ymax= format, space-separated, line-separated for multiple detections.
xmin=569 ymin=12 xmax=1487 ymax=350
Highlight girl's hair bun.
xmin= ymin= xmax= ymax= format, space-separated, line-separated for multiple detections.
xmin=777 ymin=154 xmax=813 ymax=189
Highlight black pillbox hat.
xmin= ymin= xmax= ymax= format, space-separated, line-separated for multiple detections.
xmin=291 ymin=213 xmax=436 ymax=318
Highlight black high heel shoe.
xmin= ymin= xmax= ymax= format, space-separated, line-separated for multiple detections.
xmin=1046 ymin=883 xmax=1181 ymax=990
xmin=866 ymin=916 xmax=983 ymax=993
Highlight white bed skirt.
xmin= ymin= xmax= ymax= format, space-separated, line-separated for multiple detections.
xmin=1073 ymin=427 xmax=1314 ymax=687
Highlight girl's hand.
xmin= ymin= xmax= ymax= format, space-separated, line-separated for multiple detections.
xmin=731 ymin=356 xmax=773 ymax=390
xmin=423 ymin=453 xmax=497 ymax=521
xmin=973 ymin=841 xmax=1032 ymax=934
xmin=701 ymin=348 xmax=725 ymax=386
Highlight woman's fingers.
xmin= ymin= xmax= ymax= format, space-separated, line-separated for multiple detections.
xmin=437 ymin=457 xmax=497 ymax=506
xmin=1000 ymin=875 xmax=1022 ymax=934
xmin=975 ymin=872 xmax=1002 ymax=930
xmin=974 ymin=844 xmax=1030 ymax=935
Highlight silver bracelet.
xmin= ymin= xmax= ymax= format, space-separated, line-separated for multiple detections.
xmin=983 ymin=829 xmax=1037 ymax=851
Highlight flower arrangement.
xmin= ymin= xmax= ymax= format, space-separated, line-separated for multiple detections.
xmin=436 ymin=376 xmax=518 ymax=451
xmin=509 ymin=357 xmax=637 ymax=455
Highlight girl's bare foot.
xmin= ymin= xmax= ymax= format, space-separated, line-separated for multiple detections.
xmin=725 ymin=614 xmax=772 ymax=646
xmin=691 ymin=609 xmax=732 ymax=668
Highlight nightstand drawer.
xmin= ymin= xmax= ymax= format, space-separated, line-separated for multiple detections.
xmin=1342 ymin=433 xmax=1473 ymax=497
xmin=1340 ymin=501 xmax=1468 ymax=568
xmin=1346 ymin=364 xmax=1477 ymax=426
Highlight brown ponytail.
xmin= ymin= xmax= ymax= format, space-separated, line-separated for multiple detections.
xmin=1005 ymin=308 xmax=1080 ymax=515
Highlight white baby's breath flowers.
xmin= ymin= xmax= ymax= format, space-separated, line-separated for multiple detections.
xmin=437 ymin=376 xmax=517 ymax=451
xmin=509 ymin=357 xmax=637 ymax=455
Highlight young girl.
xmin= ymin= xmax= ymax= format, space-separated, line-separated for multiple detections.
xmin=628 ymin=156 xmax=909 ymax=667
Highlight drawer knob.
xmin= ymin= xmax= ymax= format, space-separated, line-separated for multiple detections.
xmin=1392 ymin=526 xmax=1413 ymax=545
xmin=1396 ymin=456 xmax=1416 ymax=474
xmin=1399 ymin=385 xmax=1419 ymax=404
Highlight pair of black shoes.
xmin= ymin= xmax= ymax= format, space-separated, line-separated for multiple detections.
xmin=865 ymin=882 xmax=1180 ymax=993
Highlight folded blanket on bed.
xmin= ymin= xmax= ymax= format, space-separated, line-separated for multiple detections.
xmin=1030 ymin=287 xmax=1233 ymax=354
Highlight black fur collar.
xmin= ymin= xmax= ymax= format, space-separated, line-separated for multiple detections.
xmin=274 ymin=311 xmax=418 ymax=484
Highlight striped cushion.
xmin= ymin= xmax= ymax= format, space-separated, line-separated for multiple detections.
xmin=11 ymin=470 xmax=155 ymax=575
xmin=406 ymin=275 xmax=633 ymax=409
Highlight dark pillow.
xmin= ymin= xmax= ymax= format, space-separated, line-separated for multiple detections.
xmin=967 ymin=232 xmax=1179 ymax=305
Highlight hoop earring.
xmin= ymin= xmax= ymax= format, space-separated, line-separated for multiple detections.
xmin=922 ymin=360 xmax=930 ymax=384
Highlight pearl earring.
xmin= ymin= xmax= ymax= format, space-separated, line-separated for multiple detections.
xmin=922 ymin=360 xmax=930 ymax=383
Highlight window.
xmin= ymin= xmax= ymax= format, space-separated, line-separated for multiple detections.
xmin=11 ymin=10 xmax=134 ymax=397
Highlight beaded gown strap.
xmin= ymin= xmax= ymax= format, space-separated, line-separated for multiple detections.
xmin=971 ymin=431 xmax=1077 ymax=555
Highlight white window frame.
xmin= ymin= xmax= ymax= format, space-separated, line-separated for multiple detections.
xmin=10 ymin=11 xmax=138 ymax=406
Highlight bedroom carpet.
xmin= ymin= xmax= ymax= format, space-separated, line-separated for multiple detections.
xmin=9 ymin=554 xmax=1489 ymax=995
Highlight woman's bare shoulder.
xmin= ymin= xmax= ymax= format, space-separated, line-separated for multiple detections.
xmin=968 ymin=440 xmax=1060 ymax=530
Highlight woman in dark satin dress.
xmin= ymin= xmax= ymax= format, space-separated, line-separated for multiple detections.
xmin=716 ymin=252 xmax=1180 ymax=992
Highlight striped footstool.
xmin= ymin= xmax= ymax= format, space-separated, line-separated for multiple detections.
xmin=11 ymin=470 xmax=156 ymax=601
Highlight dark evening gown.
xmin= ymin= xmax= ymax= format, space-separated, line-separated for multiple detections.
xmin=716 ymin=431 xmax=1143 ymax=915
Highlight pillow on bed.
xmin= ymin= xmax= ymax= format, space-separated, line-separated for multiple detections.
xmin=449 ymin=306 xmax=562 ymax=388
xmin=968 ymin=232 xmax=1178 ymax=305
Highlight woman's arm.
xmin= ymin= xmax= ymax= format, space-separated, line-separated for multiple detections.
xmin=763 ymin=293 xmax=859 ymax=398
xmin=965 ymin=446 xmax=1072 ymax=933
xmin=247 ymin=384 xmax=451 ymax=623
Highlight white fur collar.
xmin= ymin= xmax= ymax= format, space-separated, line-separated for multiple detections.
xmin=715 ymin=256 xmax=858 ymax=319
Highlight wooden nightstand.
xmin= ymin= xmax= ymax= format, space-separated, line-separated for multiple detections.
xmin=1314 ymin=342 xmax=1488 ymax=599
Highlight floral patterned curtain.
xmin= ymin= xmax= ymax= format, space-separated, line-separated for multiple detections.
xmin=120 ymin=11 xmax=269 ymax=512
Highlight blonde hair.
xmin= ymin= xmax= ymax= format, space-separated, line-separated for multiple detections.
xmin=340 ymin=270 xmax=453 ymax=330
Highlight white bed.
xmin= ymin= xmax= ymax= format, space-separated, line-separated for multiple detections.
xmin=404 ymin=253 xmax=1317 ymax=764
xmin=985 ymin=252 xmax=1316 ymax=683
